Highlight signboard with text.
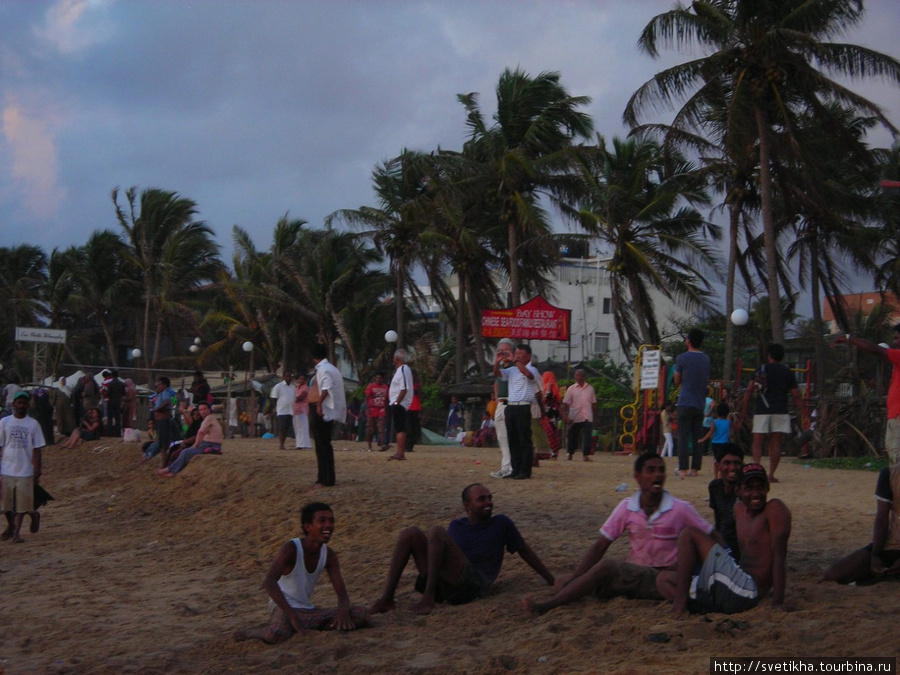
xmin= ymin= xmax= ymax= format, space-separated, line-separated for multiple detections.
xmin=15 ymin=327 xmax=67 ymax=345
xmin=481 ymin=296 xmax=571 ymax=341
xmin=640 ymin=349 xmax=661 ymax=390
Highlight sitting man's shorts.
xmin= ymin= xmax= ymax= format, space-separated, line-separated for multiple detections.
xmin=752 ymin=414 xmax=791 ymax=434
xmin=594 ymin=561 xmax=663 ymax=600
xmin=689 ymin=543 xmax=758 ymax=614
xmin=415 ymin=561 xmax=483 ymax=605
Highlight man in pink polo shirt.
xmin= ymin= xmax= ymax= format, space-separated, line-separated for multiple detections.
xmin=562 ymin=369 xmax=597 ymax=461
xmin=523 ymin=452 xmax=716 ymax=615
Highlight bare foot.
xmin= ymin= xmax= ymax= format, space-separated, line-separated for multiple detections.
xmin=678 ymin=470 xmax=687 ymax=478
xmin=521 ymin=597 xmax=545 ymax=616
xmin=388 ymin=455 xmax=405 ymax=461
xmin=369 ymin=597 xmax=395 ymax=614
xmin=769 ymin=475 xmax=780 ymax=483
xmin=12 ymin=535 xmax=24 ymax=543
xmin=689 ymin=470 xmax=699 ymax=477
xmin=671 ymin=600 xmax=688 ymax=615
xmin=412 ymin=596 xmax=435 ymax=615
xmin=1 ymin=526 xmax=12 ymax=541
xmin=154 ymin=469 xmax=174 ymax=478
xmin=583 ymin=456 xmax=592 ymax=462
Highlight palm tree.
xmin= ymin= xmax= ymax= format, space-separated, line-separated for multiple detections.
xmin=0 ymin=244 xmax=48 ymax=369
xmin=561 ymin=135 xmax=720 ymax=356
xmin=458 ymin=67 xmax=593 ymax=306
xmin=113 ymin=186 xmax=221 ymax=371
xmin=625 ymin=0 xmax=900 ymax=343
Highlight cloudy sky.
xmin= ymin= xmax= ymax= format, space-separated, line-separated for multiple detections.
xmin=2 ymin=0 xmax=899 ymax=268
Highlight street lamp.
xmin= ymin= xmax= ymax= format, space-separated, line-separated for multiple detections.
xmin=385 ymin=330 xmax=398 ymax=344
xmin=731 ymin=309 xmax=750 ymax=385
xmin=242 ymin=341 xmax=256 ymax=437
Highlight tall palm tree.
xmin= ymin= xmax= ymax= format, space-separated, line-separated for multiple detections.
xmin=562 ymin=135 xmax=720 ymax=356
xmin=0 ymin=244 xmax=48 ymax=368
xmin=625 ymin=0 xmax=900 ymax=343
xmin=113 ymin=186 xmax=221 ymax=371
xmin=458 ymin=67 xmax=593 ymax=306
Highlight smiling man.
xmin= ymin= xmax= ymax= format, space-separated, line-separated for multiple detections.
xmin=523 ymin=452 xmax=715 ymax=615
xmin=370 ymin=483 xmax=554 ymax=615
xmin=708 ymin=443 xmax=744 ymax=559
xmin=234 ymin=502 xmax=367 ymax=643
xmin=671 ymin=463 xmax=792 ymax=614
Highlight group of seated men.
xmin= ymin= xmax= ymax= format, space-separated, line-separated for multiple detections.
xmin=241 ymin=444 xmax=900 ymax=642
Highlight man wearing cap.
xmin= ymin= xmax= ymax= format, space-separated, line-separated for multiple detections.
xmin=832 ymin=325 xmax=900 ymax=465
xmin=0 ymin=391 xmax=46 ymax=543
xmin=671 ymin=463 xmax=792 ymax=614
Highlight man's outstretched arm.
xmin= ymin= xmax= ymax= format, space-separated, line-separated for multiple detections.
xmin=768 ymin=501 xmax=792 ymax=605
xmin=517 ymin=541 xmax=554 ymax=586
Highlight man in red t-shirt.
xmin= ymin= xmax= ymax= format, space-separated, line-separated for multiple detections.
xmin=832 ymin=323 xmax=900 ymax=465
xmin=364 ymin=374 xmax=389 ymax=451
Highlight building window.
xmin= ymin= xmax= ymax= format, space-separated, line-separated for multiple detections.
xmin=602 ymin=297 xmax=612 ymax=314
xmin=594 ymin=331 xmax=610 ymax=355
xmin=587 ymin=295 xmax=595 ymax=306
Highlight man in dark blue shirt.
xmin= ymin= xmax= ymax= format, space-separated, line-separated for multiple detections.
xmin=674 ymin=328 xmax=711 ymax=477
xmin=369 ymin=483 xmax=555 ymax=615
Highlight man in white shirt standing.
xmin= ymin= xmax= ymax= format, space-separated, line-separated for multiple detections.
xmin=494 ymin=344 xmax=540 ymax=480
xmin=270 ymin=370 xmax=297 ymax=451
xmin=312 ymin=345 xmax=346 ymax=487
xmin=387 ymin=349 xmax=414 ymax=461
xmin=1 ymin=391 xmax=45 ymax=543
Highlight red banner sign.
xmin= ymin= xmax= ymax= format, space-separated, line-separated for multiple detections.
xmin=481 ymin=296 xmax=571 ymax=341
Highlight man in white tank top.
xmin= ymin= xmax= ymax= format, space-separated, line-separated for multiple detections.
xmin=233 ymin=502 xmax=368 ymax=642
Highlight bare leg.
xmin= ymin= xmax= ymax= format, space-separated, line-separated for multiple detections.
xmin=671 ymin=527 xmax=716 ymax=613
xmin=768 ymin=434 xmax=783 ymax=482
xmin=390 ymin=431 xmax=407 ymax=460
xmin=1 ymin=512 xmax=13 ymax=540
xmin=412 ymin=526 xmax=470 ymax=615
xmin=523 ymin=559 xmax=619 ymax=615
xmin=12 ymin=512 xmax=25 ymax=543
xmin=751 ymin=433 xmax=765 ymax=465
xmin=823 ymin=548 xmax=874 ymax=584
xmin=370 ymin=527 xmax=429 ymax=614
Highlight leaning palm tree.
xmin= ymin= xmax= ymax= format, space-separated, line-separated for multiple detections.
xmin=113 ymin=186 xmax=221 ymax=371
xmin=561 ymin=135 xmax=720 ymax=357
xmin=458 ymin=67 xmax=593 ymax=306
xmin=625 ymin=0 xmax=900 ymax=343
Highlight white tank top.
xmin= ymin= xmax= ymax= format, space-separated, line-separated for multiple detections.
xmin=277 ymin=538 xmax=327 ymax=609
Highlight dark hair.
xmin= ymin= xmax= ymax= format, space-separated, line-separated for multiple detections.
xmin=719 ymin=442 xmax=744 ymax=460
xmin=716 ymin=402 xmax=730 ymax=417
xmin=515 ymin=343 xmax=532 ymax=355
xmin=634 ymin=451 xmax=663 ymax=473
xmin=197 ymin=400 xmax=211 ymax=410
xmin=312 ymin=344 xmax=328 ymax=360
xmin=461 ymin=483 xmax=484 ymax=503
xmin=767 ymin=343 xmax=785 ymax=361
xmin=301 ymin=502 xmax=332 ymax=533
xmin=687 ymin=328 xmax=704 ymax=348
xmin=158 ymin=376 xmax=170 ymax=387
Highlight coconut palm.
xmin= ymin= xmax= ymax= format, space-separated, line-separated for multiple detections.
xmin=625 ymin=0 xmax=900 ymax=343
xmin=0 ymin=244 xmax=48 ymax=368
xmin=458 ymin=67 xmax=593 ymax=306
xmin=561 ymin=135 xmax=720 ymax=356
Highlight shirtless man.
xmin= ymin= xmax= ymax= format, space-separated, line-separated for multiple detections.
xmin=370 ymin=483 xmax=554 ymax=615
xmin=155 ymin=401 xmax=224 ymax=477
xmin=671 ymin=463 xmax=791 ymax=614
xmin=233 ymin=502 xmax=367 ymax=643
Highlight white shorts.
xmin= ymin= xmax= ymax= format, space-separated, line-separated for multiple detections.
xmin=752 ymin=414 xmax=791 ymax=435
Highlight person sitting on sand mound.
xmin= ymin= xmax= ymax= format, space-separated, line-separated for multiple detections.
xmin=233 ymin=502 xmax=368 ymax=643
xmin=370 ymin=483 xmax=554 ymax=616
xmin=824 ymin=464 xmax=900 ymax=584
xmin=523 ymin=452 xmax=716 ymax=615
xmin=155 ymin=401 xmax=223 ymax=478
xmin=670 ymin=463 xmax=791 ymax=614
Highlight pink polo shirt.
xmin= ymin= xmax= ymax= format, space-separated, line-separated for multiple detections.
xmin=887 ymin=349 xmax=900 ymax=420
xmin=600 ymin=491 xmax=713 ymax=568
xmin=562 ymin=382 xmax=596 ymax=423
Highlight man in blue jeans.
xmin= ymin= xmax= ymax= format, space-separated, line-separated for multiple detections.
xmin=674 ymin=328 xmax=710 ymax=477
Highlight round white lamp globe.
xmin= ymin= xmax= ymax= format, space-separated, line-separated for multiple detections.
xmin=189 ymin=345 xmax=199 ymax=354
xmin=194 ymin=337 xmax=202 ymax=345
xmin=242 ymin=341 xmax=254 ymax=353
xmin=730 ymin=308 xmax=750 ymax=327
xmin=385 ymin=330 xmax=398 ymax=343
xmin=131 ymin=348 xmax=142 ymax=359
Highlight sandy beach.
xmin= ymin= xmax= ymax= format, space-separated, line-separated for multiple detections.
xmin=1 ymin=437 xmax=896 ymax=674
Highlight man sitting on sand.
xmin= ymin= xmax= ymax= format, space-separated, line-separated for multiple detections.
xmin=234 ymin=502 xmax=368 ymax=643
xmin=370 ymin=483 xmax=555 ymax=615
xmin=823 ymin=464 xmax=900 ymax=584
xmin=671 ymin=463 xmax=791 ymax=613
xmin=155 ymin=401 xmax=223 ymax=478
xmin=523 ymin=452 xmax=715 ymax=615
xmin=708 ymin=443 xmax=744 ymax=559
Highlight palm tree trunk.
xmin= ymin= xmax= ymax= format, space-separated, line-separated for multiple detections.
xmin=455 ymin=275 xmax=466 ymax=383
xmin=723 ymin=201 xmax=740 ymax=381
xmin=101 ymin=319 xmax=118 ymax=368
xmin=465 ymin=284 xmax=488 ymax=376
xmin=508 ymin=219 xmax=519 ymax=307
xmin=756 ymin=106 xmax=785 ymax=343
xmin=809 ymin=233 xmax=827 ymax=400
xmin=396 ymin=259 xmax=405 ymax=349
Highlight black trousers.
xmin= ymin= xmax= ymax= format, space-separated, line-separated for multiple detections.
xmin=106 ymin=402 xmax=122 ymax=437
xmin=311 ymin=410 xmax=336 ymax=486
xmin=677 ymin=405 xmax=705 ymax=472
xmin=567 ymin=421 xmax=592 ymax=456
xmin=504 ymin=404 xmax=533 ymax=478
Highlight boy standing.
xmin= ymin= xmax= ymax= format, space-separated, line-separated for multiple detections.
xmin=234 ymin=502 xmax=367 ymax=643
xmin=1 ymin=391 xmax=46 ymax=543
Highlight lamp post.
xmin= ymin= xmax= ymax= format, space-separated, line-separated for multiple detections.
xmin=731 ymin=309 xmax=749 ymax=386
xmin=242 ymin=341 xmax=255 ymax=437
